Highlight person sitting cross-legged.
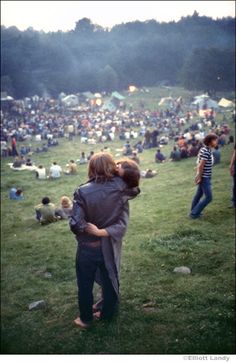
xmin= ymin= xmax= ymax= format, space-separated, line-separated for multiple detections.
xmin=49 ymin=162 xmax=62 ymax=179
xmin=65 ymin=160 xmax=78 ymax=175
xmin=170 ymin=146 xmax=181 ymax=161
xmin=9 ymin=188 xmax=24 ymax=200
xmin=55 ymin=196 xmax=73 ymax=219
xmin=35 ymin=165 xmax=47 ymax=180
xmin=35 ymin=197 xmax=59 ymax=225
xmin=155 ymin=149 xmax=166 ymax=163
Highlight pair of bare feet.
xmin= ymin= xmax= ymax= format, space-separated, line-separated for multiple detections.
xmin=74 ymin=303 xmax=102 ymax=329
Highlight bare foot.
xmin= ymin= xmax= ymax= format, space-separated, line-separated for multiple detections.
xmin=74 ymin=317 xmax=91 ymax=329
xmin=93 ymin=299 xmax=103 ymax=312
xmin=93 ymin=311 xmax=101 ymax=320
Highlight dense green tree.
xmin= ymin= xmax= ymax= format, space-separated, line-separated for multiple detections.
xmin=180 ymin=47 xmax=235 ymax=94
xmin=1 ymin=14 xmax=235 ymax=98
xmin=97 ymin=65 xmax=119 ymax=92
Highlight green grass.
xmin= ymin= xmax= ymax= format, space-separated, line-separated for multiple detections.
xmin=1 ymin=87 xmax=235 ymax=354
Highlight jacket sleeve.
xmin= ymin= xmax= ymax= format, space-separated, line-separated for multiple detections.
xmin=105 ymin=202 xmax=129 ymax=243
xmin=122 ymin=186 xmax=140 ymax=203
xmin=69 ymin=188 xmax=87 ymax=235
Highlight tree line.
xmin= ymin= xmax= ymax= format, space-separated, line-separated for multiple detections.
xmin=1 ymin=12 xmax=235 ymax=98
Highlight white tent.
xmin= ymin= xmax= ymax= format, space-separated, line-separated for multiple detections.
xmin=192 ymin=97 xmax=219 ymax=110
xmin=218 ymin=98 xmax=234 ymax=108
xmin=194 ymin=94 xmax=209 ymax=99
xmin=158 ymin=97 xmax=174 ymax=106
xmin=94 ymin=93 xmax=102 ymax=98
xmin=61 ymin=94 xmax=79 ymax=107
xmin=1 ymin=95 xmax=14 ymax=101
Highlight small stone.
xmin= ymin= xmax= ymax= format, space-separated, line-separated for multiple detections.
xmin=142 ymin=302 xmax=156 ymax=308
xmin=44 ymin=272 xmax=52 ymax=278
xmin=173 ymin=266 xmax=191 ymax=274
xmin=28 ymin=300 xmax=46 ymax=311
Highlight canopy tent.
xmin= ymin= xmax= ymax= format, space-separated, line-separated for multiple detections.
xmin=61 ymin=94 xmax=79 ymax=107
xmin=1 ymin=92 xmax=14 ymax=101
xmin=82 ymin=91 xmax=96 ymax=100
xmin=158 ymin=97 xmax=174 ymax=106
xmin=218 ymin=98 xmax=234 ymax=108
xmin=1 ymin=95 xmax=14 ymax=101
xmin=94 ymin=93 xmax=102 ymax=98
xmin=111 ymin=92 xmax=125 ymax=101
xmin=192 ymin=97 xmax=219 ymax=110
xmin=58 ymin=92 xmax=66 ymax=100
xmin=194 ymin=94 xmax=209 ymax=99
xmin=101 ymin=100 xmax=116 ymax=112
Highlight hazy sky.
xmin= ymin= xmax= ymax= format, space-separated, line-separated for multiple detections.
xmin=1 ymin=1 xmax=235 ymax=32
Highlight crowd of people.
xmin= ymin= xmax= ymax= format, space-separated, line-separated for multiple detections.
xmin=1 ymin=95 xmax=234 ymax=164
xmin=3 ymin=92 xmax=235 ymax=331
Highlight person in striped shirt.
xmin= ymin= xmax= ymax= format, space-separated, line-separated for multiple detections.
xmin=190 ymin=133 xmax=218 ymax=219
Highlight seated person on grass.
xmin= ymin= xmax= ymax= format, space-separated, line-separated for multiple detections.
xmin=78 ymin=152 xmax=88 ymax=165
xmin=170 ymin=146 xmax=181 ymax=161
xmin=35 ymin=197 xmax=59 ymax=225
xmin=25 ymin=158 xmax=33 ymax=166
xmin=65 ymin=160 xmax=78 ymax=175
xmin=9 ymin=188 xmax=24 ymax=200
xmin=155 ymin=149 xmax=166 ymax=163
xmin=140 ymin=169 xmax=157 ymax=178
xmin=49 ymin=162 xmax=62 ymax=179
xmin=129 ymin=151 xmax=140 ymax=165
xmin=55 ymin=196 xmax=73 ymax=219
xmin=35 ymin=165 xmax=47 ymax=180
xmin=12 ymin=156 xmax=23 ymax=169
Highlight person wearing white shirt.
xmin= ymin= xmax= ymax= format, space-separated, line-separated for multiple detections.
xmin=49 ymin=162 xmax=62 ymax=179
xmin=35 ymin=165 xmax=47 ymax=179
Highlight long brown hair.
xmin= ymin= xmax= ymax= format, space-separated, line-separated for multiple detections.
xmin=116 ymin=158 xmax=140 ymax=187
xmin=88 ymin=152 xmax=117 ymax=182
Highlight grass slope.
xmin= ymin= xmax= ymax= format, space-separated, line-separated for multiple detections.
xmin=1 ymin=89 xmax=235 ymax=354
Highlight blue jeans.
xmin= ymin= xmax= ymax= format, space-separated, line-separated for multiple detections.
xmin=35 ymin=210 xmax=41 ymax=221
xmin=76 ymin=245 xmax=118 ymax=323
xmin=232 ymin=173 xmax=236 ymax=208
xmin=190 ymin=177 xmax=212 ymax=218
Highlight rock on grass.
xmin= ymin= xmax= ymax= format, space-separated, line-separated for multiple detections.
xmin=28 ymin=300 xmax=46 ymax=311
xmin=173 ymin=266 xmax=191 ymax=274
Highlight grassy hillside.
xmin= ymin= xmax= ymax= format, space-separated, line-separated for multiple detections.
xmin=1 ymin=88 xmax=235 ymax=354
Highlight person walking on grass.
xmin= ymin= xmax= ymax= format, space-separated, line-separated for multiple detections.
xmin=189 ymin=133 xmax=218 ymax=219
